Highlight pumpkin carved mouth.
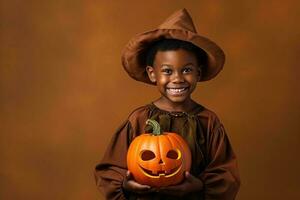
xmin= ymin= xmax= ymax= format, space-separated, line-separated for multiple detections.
xmin=139 ymin=164 xmax=182 ymax=178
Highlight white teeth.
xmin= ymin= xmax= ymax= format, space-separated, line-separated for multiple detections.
xmin=170 ymin=88 xmax=184 ymax=92
xmin=167 ymin=87 xmax=187 ymax=94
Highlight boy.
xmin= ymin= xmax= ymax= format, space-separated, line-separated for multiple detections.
xmin=94 ymin=8 xmax=240 ymax=200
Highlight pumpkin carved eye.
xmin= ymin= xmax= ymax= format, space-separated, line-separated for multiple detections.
xmin=141 ymin=150 xmax=156 ymax=161
xmin=166 ymin=150 xmax=179 ymax=159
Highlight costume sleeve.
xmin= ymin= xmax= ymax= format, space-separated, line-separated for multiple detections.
xmin=94 ymin=120 xmax=133 ymax=200
xmin=199 ymin=124 xmax=240 ymax=200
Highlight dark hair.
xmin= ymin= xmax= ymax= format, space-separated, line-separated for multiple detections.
xmin=146 ymin=38 xmax=207 ymax=68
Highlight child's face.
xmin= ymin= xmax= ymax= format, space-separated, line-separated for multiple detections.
xmin=146 ymin=49 xmax=201 ymax=105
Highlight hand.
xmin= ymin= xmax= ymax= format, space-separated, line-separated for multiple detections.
xmin=122 ymin=171 xmax=156 ymax=195
xmin=158 ymin=171 xmax=204 ymax=197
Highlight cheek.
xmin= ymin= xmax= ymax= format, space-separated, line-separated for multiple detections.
xmin=185 ymin=75 xmax=198 ymax=84
xmin=186 ymin=76 xmax=198 ymax=90
xmin=156 ymin=75 xmax=169 ymax=85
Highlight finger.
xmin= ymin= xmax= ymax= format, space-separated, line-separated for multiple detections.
xmin=135 ymin=184 xmax=151 ymax=190
xmin=185 ymin=171 xmax=196 ymax=182
xmin=124 ymin=171 xmax=134 ymax=183
xmin=126 ymin=171 xmax=132 ymax=179
xmin=128 ymin=180 xmax=151 ymax=191
xmin=123 ymin=171 xmax=134 ymax=191
xmin=185 ymin=171 xmax=189 ymax=177
xmin=135 ymin=187 xmax=157 ymax=194
xmin=123 ymin=171 xmax=129 ymax=185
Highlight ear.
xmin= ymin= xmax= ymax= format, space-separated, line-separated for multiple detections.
xmin=197 ymin=67 xmax=202 ymax=81
xmin=146 ymin=66 xmax=156 ymax=83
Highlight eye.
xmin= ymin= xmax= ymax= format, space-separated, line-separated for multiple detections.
xmin=166 ymin=150 xmax=179 ymax=159
xmin=161 ymin=68 xmax=172 ymax=75
xmin=141 ymin=150 xmax=156 ymax=161
xmin=182 ymin=67 xmax=193 ymax=74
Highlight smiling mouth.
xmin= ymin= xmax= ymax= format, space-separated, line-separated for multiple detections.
xmin=167 ymin=87 xmax=189 ymax=95
xmin=139 ymin=165 xmax=182 ymax=178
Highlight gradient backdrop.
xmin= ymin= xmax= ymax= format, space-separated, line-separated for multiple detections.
xmin=1 ymin=1 xmax=299 ymax=199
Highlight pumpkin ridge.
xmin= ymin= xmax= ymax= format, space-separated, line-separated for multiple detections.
xmin=157 ymin=134 xmax=161 ymax=169
xmin=135 ymin=136 xmax=144 ymax=167
xmin=165 ymin=134 xmax=176 ymax=157
xmin=168 ymin=133 xmax=186 ymax=163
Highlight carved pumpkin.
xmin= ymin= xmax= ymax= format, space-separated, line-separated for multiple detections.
xmin=127 ymin=119 xmax=191 ymax=187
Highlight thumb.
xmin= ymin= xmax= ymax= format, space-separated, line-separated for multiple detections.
xmin=123 ymin=171 xmax=132 ymax=189
xmin=185 ymin=171 xmax=194 ymax=181
xmin=125 ymin=171 xmax=132 ymax=180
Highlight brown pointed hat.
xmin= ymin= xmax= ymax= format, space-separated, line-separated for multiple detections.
xmin=121 ymin=8 xmax=225 ymax=84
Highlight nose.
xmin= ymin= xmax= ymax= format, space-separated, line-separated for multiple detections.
xmin=159 ymin=159 xmax=164 ymax=164
xmin=172 ymin=72 xmax=184 ymax=83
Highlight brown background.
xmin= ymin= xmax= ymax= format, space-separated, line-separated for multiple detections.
xmin=1 ymin=0 xmax=299 ymax=199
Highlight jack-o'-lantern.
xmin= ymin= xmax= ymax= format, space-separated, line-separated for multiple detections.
xmin=127 ymin=119 xmax=191 ymax=187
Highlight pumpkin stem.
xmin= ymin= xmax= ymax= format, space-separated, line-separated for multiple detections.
xmin=146 ymin=119 xmax=161 ymax=135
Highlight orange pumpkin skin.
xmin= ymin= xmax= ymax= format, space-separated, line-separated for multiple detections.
xmin=127 ymin=132 xmax=191 ymax=187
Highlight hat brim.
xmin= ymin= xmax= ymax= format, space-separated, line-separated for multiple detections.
xmin=121 ymin=29 xmax=225 ymax=85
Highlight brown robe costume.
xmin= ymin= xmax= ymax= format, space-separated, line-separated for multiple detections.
xmin=94 ymin=103 xmax=240 ymax=200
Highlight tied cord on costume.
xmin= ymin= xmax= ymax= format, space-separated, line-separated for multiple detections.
xmin=145 ymin=108 xmax=208 ymax=175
